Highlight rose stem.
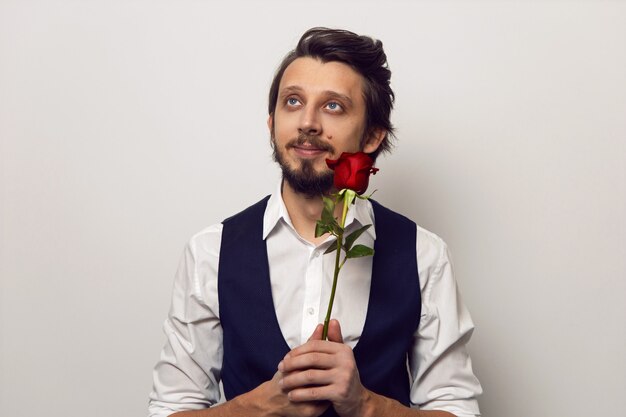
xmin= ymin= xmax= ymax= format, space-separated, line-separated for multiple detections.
xmin=322 ymin=191 xmax=353 ymax=340
xmin=322 ymin=227 xmax=343 ymax=341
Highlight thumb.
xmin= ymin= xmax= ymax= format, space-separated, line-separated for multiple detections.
xmin=327 ymin=319 xmax=344 ymax=343
xmin=308 ymin=323 xmax=324 ymax=341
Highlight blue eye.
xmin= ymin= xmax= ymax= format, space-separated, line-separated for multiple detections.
xmin=287 ymin=97 xmax=300 ymax=106
xmin=326 ymin=102 xmax=342 ymax=111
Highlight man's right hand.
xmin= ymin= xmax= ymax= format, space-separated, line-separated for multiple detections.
xmin=235 ymin=324 xmax=330 ymax=417
xmin=171 ymin=326 xmax=330 ymax=417
xmin=246 ymin=370 xmax=329 ymax=417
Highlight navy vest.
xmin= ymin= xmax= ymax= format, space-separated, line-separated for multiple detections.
xmin=218 ymin=196 xmax=420 ymax=415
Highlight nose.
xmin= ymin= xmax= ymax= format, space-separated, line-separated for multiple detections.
xmin=298 ymin=107 xmax=322 ymax=136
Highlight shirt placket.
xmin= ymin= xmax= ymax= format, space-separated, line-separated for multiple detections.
xmin=300 ymin=246 xmax=324 ymax=344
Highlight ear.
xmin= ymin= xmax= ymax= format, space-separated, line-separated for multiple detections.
xmin=362 ymin=127 xmax=385 ymax=154
xmin=267 ymin=113 xmax=274 ymax=135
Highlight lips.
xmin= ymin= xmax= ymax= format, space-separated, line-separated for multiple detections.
xmin=290 ymin=143 xmax=327 ymax=157
xmin=287 ymin=134 xmax=334 ymax=157
xmin=292 ymin=142 xmax=324 ymax=151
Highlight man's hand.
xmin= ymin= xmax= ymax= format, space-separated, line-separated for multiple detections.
xmin=247 ymin=370 xmax=329 ymax=417
xmin=235 ymin=324 xmax=330 ymax=417
xmin=172 ymin=323 xmax=455 ymax=417
xmin=169 ymin=325 xmax=330 ymax=417
xmin=279 ymin=320 xmax=371 ymax=417
xmin=171 ymin=367 xmax=328 ymax=417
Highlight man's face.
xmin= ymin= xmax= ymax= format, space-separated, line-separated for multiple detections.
xmin=269 ymin=57 xmax=382 ymax=196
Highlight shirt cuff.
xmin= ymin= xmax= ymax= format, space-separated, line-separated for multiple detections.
xmin=415 ymin=398 xmax=481 ymax=417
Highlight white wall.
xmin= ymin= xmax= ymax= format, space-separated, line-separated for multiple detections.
xmin=1 ymin=1 xmax=624 ymax=416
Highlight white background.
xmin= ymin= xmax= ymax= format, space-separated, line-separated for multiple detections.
xmin=1 ymin=1 xmax=625 ymax=416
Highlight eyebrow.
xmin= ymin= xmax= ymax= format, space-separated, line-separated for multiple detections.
xmin=279 ymin=85 xmax=354 ymax=107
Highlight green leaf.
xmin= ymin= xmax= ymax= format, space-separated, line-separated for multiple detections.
xmin=345 ymin=244 xmax=374 ymax=259
xmin=315 ymin=221 xmax=331 ymax=238
xmin=323 ymin=196 xmax=335 ymax=212
xmin=324 ymin=240 xmax=339 ymax=254
xmin=344 ymin=224 xmax=372 ymax=251
xmin=321 ymin=196 xmax=336 ymax=225
xmin=331 ymin=222 xmax=344 ymax=236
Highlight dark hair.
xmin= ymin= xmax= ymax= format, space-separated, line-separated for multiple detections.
xmin=268 ymin=27 xmax=395 ymax=160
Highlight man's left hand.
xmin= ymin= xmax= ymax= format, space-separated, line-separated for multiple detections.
xmin=278 ymin=319 xmax=371 ymax=417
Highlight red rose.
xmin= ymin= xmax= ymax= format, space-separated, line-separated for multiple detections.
xmin=326 ymin=152 xmax=379 ymax=194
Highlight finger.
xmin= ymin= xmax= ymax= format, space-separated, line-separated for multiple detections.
xmin=280 ymin=368 xmax=335 ymax=390
xmin=287 ymin=384 xmax=338 ymax=403
xmin=286 ymin=340 xmax=342 ymax=360
xmin=281 ymin=351 xmax=335 ymax=373
xmin=327 ymin=319 xmax=344 ymax=343
xmin=308 ymin=324 xmax=324 ymax=341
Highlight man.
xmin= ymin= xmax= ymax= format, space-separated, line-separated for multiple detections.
xmin=149 ymin=27 xmax=482 ymax=417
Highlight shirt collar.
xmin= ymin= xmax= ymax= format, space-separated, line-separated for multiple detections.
xmin=263 ymin=181 xmax=377 ymax=241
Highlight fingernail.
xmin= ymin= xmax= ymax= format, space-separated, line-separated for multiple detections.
xmin=277 ymin=360 xmax=283 ymax=371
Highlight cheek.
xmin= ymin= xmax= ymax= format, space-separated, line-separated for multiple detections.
xmin=272 ymin=115 xmax=296 ymax=143
xmin=325 ymin=118 xmax=367 ymax=149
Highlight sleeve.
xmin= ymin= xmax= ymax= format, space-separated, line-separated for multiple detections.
xmin=148 ymin=225 xmax=224 ymax=417
xmin=409 ymin=231 xmax=483 ymax=417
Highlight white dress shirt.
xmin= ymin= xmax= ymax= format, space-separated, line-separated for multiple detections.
xmin=149 ymin=184 xmax=482 ymax=417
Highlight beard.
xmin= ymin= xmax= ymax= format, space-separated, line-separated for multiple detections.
xmin=272 ymin=133 xmax=335 ymax=197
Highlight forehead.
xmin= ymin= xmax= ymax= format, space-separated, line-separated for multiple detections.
xmin=279 ymin=57 xmax=365 ymax=103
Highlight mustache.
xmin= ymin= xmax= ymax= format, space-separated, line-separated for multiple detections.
xmin=286 ymin=134 xmax=335 ymax=153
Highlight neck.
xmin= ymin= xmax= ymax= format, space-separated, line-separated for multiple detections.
xmin=281 ymin=180 xmax=340 ymax=245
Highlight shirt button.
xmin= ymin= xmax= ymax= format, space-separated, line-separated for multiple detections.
xmin=313 ymin=251 xmax=320 ymax=258
xmin=307 ymin=307 xmax=315 ymax=315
